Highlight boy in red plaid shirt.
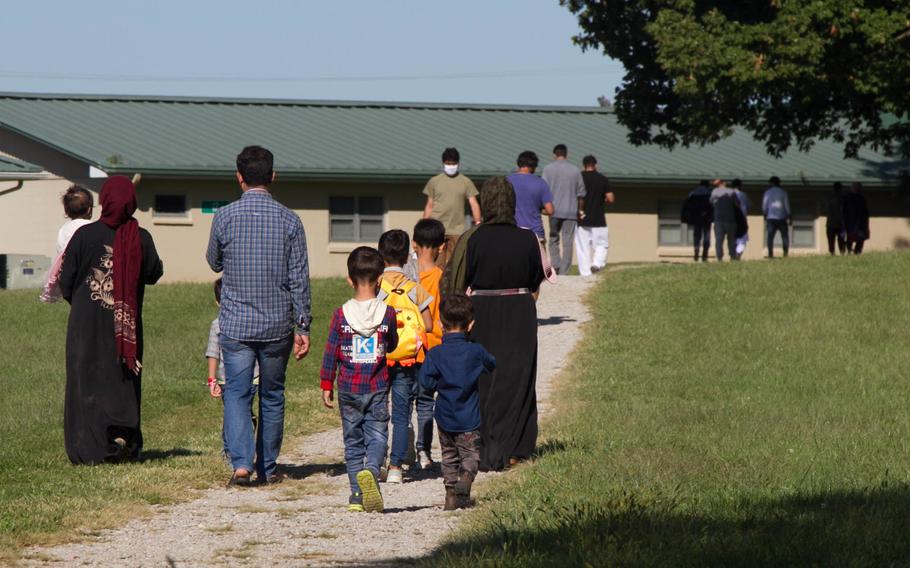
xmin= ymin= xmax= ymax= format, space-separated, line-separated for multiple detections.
xmin=320 ymin=247 xmax=398 ymax=512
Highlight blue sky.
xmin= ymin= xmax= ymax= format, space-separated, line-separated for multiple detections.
xmin=0 ymin=0 xmax=624 ymax=106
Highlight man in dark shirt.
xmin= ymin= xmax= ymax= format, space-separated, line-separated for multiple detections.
xmin=574 ymin=155 xmax=614 ymax=276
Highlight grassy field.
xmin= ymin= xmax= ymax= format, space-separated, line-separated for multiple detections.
xmin=426 ymin=252 xmax=910 ymax=567
xmin=0 ymin=278 xmax=348 ymax=558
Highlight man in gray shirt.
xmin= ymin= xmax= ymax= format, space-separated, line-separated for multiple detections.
xmin=710 ymin=179 xmax=740 ymax=262
xmin=541 ymin=144 xmax=586 ymax=275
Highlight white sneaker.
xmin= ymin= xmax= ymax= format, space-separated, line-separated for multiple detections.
xmin=386 ymin=467 xmax=403 ymax=484
xmin=418 ymin=450 xmax=432 ymax=470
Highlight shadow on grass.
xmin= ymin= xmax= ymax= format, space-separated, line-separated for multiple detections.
xmin=138 ymin=448 xmax=203 ymax=462
xmin=411 ymin=486 xmax=910 ymax=566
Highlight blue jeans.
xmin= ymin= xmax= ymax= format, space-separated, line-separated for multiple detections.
xmin=221 ymin=382 xmax=259 ymax=458
xmin=416 ymin=385 xmax=435 ymax=453
xmin=220 ymin=334 xmax=294 ymax=479
xmin=389 ymin=364 xmax=419 ymax=467
xmin=340 ymin=390 xmax=390 ymax=494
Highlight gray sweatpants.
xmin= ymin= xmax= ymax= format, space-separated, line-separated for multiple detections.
xmin=548 ymin=217 xmax=577 ymax=275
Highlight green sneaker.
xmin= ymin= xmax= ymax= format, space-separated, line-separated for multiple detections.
xmin=357 ymin=469 xmax=384 ymax=513
xmin=348 ymin=492 xmax=364 ymax=513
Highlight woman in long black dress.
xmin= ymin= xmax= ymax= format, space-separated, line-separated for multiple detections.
xmin=59 ymin=176 xmax=163 ymax=464
xmin=452 ymin=176 xmax=545 ymax=471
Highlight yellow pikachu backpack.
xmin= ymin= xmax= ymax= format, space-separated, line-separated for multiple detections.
xmin=380 ymin=279 xmax=427 ymax=366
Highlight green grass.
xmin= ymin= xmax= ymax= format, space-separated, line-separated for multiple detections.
xmin=426 ymin=252 xmax=910 ymax=567
xmin=0 ymin=278 xmax=348 ymax=558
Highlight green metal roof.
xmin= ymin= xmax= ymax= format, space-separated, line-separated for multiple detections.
xmin=0 ymin=92 xmax=905 ymax=186
xmin=0 ymin=154 xmax=42 ymax=175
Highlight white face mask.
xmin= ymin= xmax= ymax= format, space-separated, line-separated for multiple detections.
xmin=443 ymin=164 xmax=459 ymax=176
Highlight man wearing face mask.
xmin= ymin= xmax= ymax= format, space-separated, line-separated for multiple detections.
xmin=423 ymin=147 xmax=481 ymax=267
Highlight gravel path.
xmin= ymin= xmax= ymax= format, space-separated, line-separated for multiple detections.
xmin=20 ymin=276 xmax=594 ymax=567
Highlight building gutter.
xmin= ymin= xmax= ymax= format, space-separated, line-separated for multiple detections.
xmin=101 ymin=167 xmax=902 ymax=189
xmin=0 ymin=179 xmax=23 ymax=196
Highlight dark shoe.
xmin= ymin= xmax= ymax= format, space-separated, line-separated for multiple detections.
xmin=444 ymin=487 xmax=459 ymax=511
xmin=227 ymin=469 xmax=253 ymax=487
xmin=454 ymin=474 xmax=472 ymax=497
xmin=107 ymin=437 xmax=129 ymax=463
xmin=262 ymin=473 xmax=284 ymax=485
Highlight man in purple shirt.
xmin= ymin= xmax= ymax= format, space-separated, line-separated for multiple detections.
xmin=506 ymin=151 xmax=554 ymax=243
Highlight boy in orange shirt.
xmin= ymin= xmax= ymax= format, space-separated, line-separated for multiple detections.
xmin=412 ymin=219 xmax=446 ymax=470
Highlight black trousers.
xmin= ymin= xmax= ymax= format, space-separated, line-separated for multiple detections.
xmin=826 ymin=227 xmax=846 ymax=255
xmin=692 ymin=223 xmax=711 ymax=259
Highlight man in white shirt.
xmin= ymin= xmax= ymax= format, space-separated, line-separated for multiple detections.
xmin=762 ymin=176 xmax=791 ymax=258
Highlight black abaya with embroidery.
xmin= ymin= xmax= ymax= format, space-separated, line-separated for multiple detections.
xmin=465 ymin=223 xmax=545 ymax=471
xmin=59 ymin=222 xmax=163 ymax=464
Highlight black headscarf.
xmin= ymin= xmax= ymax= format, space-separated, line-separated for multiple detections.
xmin=442 ymin=176 xmax=516 ymax=296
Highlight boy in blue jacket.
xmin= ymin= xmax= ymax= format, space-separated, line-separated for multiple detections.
xmin=418 ymin=294 xmax=495 ymax=510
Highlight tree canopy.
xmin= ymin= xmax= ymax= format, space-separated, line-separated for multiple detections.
xmin=561 ymin=1 xmax=910 ymax=158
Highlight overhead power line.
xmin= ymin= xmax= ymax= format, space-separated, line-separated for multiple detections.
xmin=0 ymin=65 xmax=618 ymax=84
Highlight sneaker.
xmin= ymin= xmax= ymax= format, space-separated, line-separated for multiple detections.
xmin=348 ymin=492 xmax=364 ymax=513
xmin=417 ymin=450 xmax=432 ymax=470
xmin=357 ymin=470 xmax=384 ymax=513
xmin=386 ymin=467 xmax=403 ymax=484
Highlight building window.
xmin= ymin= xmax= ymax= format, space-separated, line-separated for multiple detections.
xmin=764 ymin=202 xmax=816 ymax=248
xmin=329 ymin=196 xmax=384 ymax=242
xmin=657 ymin=201 xmax=694 ymax=246
xmin=154 ymin=194 xmax=189 ymax=218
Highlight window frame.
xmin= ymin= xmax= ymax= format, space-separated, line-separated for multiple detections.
xmin=152 ymin=194 xmax=190 ymax=218
xmin=657 ymin=201 xmax=695 ymax=247
xmin=329 ymin=196 xmax=385 ymax=243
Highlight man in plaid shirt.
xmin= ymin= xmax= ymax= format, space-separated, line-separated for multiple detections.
xmin=320 ymin=247 xmax=398 ymax=513
xmin=206 ymin=145 xmax=312 ymax=487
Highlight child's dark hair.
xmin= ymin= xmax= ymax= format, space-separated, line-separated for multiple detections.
xmin=62 ymin=185 xmax=92 ymax=219
xmin=582 ymin=155 xmax=597 ymax=167
xmin=413 ymin=219 xmax=446 ymax=248
xmin=348 ymin=246 xmax=385 ymax=284
xmin=440 ymin=294 xmax=473 ymax=331
xmin=214 ymin=277 xmax=223 ymax=303
xmin=378 ymin=229 xmax=410 ymax=266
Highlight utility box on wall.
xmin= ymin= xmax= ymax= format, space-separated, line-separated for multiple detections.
xmin=0 ymin=254 xmax=51 ymax=289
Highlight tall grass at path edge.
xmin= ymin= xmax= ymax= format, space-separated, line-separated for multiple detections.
xmin=0 ymin=278 xmax=348 ymax=560
xmin=424 ymin=251 xmax=910 ymax=567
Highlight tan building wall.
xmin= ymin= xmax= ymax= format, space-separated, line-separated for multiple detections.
xmin=3 ymin=176 xmax=909 ymax=283
xmin=0 ymin=176 xmax=87 ymax=260
xmin=132 ymin=179 xmax=426 ymax=282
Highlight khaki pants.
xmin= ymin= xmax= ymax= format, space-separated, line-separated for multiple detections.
xmin=436 ymin=234 xmax=461 ymax=269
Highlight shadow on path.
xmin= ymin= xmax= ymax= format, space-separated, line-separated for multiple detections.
xmin=278 ymin=462 xmax=347 ymax=479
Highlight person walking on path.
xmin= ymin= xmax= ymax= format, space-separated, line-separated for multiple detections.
xmin=574 ymin=155 xmax=614 ymax=276
xmin=826 ymin=182 xmax=847 ymax=255
xmin=320 ymin=247 xmax=398 ymax=513
xmin=542 ymin=144 xmax=585 ymax=275
xmin=422 ymin=147 xmax=481 ymax=267
xmin=506 ymin=151 xmax=554 ymax=245
xmin=710 ymin=179 xmax=740 ymax=261
xmin=206 ymin=145 xmax=312 ymax=487
xmin=447 ymin=176 xmax=545 ymax=471
xmin=843 ymin=182 xmax=871 ymax=254
xmin=681 ymin=180 xmax=713 ymax=262
xmin=763 ymin=176 xmax=791 ymax=258
xmin=731 ymin=178 xmax=750 ymax=258
xmin=418 ymin=294 xmax=495 ymax=510
xmin=59 ymin=176 xmax=164 ymax=464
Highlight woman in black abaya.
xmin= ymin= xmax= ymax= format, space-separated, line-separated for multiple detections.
xmin=450 ymin=176 xmax=544 ymax=471
xmin=59 ymin=176 xmax=163 ymax=464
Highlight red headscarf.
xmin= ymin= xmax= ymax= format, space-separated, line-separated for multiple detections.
xmin=99 ymin=176 xmax=142 ymax=375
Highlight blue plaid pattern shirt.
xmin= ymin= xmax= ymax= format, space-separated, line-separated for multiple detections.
xmin=206 ymin=189 xmax=312 ymax=341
